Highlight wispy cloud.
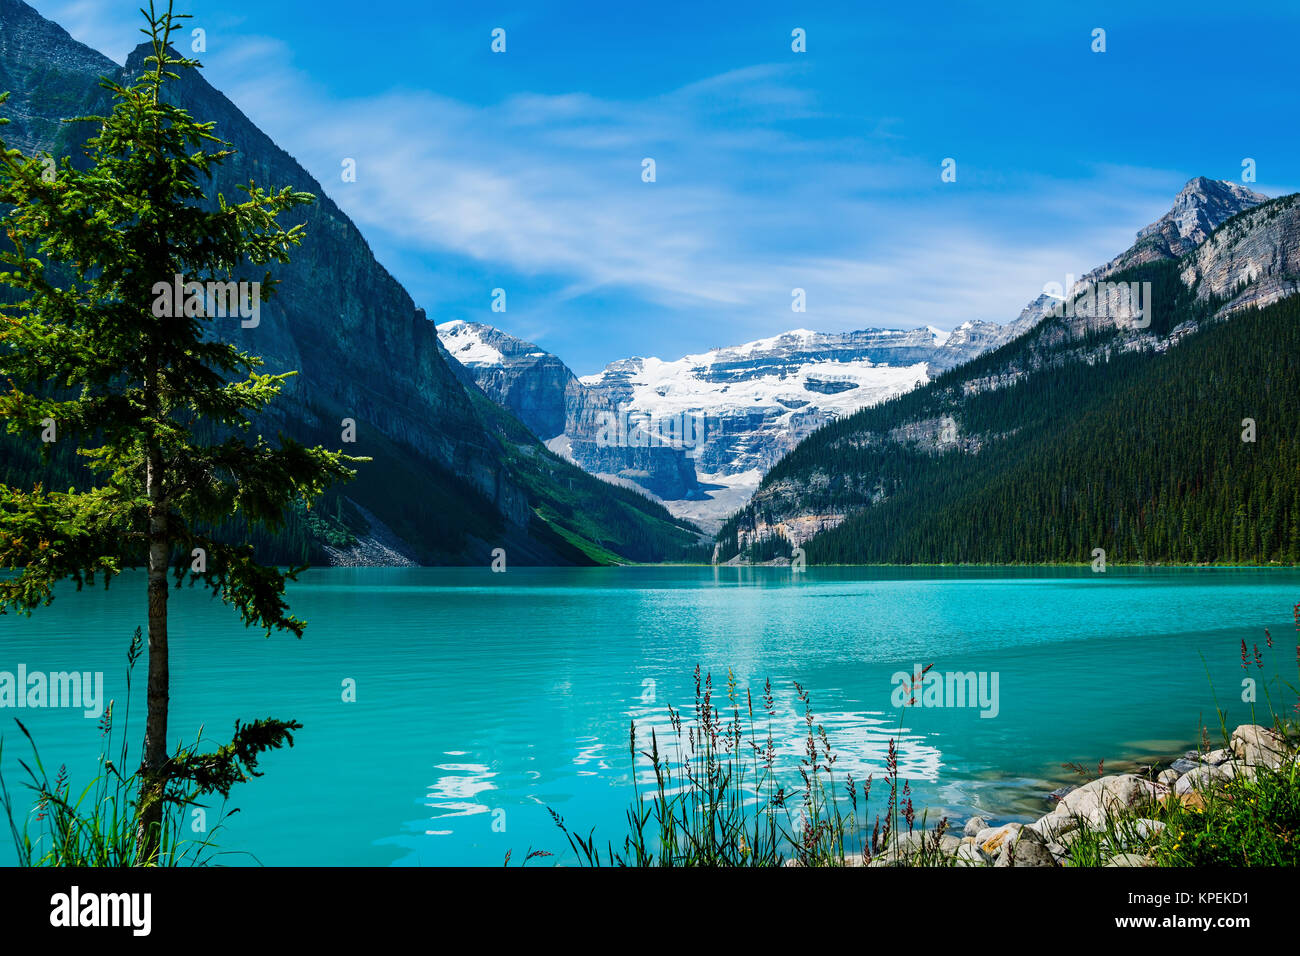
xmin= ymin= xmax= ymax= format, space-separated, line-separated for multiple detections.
xmin=204 ymin=45 xmax=1174 ymax=325
xmin=26 ymin=0 xmax=1250 ymax=372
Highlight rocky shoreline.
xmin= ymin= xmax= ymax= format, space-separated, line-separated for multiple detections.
xmin=873 ymin=722 xmax=1295 ymax=867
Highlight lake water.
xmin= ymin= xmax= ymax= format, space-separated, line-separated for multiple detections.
xmin=1 ymin=566 xmax=1297 ymax=866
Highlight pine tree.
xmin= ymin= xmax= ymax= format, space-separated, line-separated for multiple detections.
xmin=0 ymin=2 xmax=358 ymax=859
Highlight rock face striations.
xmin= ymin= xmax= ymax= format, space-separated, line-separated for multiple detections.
xmin=437 ymin=179 xmax=1276 ymax=536
xmin=998 ymin=178 xmax=1268 ymax=344
xmin=715 ymin=178 xmax=1299 ymax=563
xmin=0 ymin=0 xmax=118 ymax=156
xmin=1128 ymin=178 xmax=1269 ymax=265
xmin=440 ymin=322 xmax=1006 ymax=529
xmin=0 ymin=0 xmax=700 ymax=564
xmin=1182 ymin=193 xmax=1300 ymax=316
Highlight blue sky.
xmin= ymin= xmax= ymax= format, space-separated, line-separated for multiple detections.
xmin=30 ymin=0 xmax=1300 ymax=374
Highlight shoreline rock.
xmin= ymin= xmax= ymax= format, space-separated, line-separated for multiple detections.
xmin=879 ymin=723 xmax=1295 ymax=868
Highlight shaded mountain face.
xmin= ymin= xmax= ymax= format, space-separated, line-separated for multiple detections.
xmin=0 ymin=1 xmax=701 ymax=565
xmin=439 ymin=320 xmax=1005 ymax=528
xmin=108 ymin=45 xmax=529 ymax=520
xmin=717 ymin=182 xmax=1300 ymax=564
xmin=438 ymin=320 xmax=705 ymax=502
xmin=0 ymin=0 xmax=117 ymax=156
xmin=438 ymin=321 xmax=585 ymax=442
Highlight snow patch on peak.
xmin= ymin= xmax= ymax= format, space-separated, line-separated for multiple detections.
xmin=436 ymin=320 xmax=504 ymax=366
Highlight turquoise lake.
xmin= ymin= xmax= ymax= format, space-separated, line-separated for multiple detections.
xmin=1 ymin=566 xmax=1298 ymax=866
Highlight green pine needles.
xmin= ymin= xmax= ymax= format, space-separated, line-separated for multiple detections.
xmin=0 ymin=2 xmax=359 ymax=861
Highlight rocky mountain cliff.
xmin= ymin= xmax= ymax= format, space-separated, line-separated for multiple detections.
xmin=437 ymin=320 xmax=584 ymax=441
xmin=0 ymin=0 xmax=116 ymax=155
xmin=1132 ymin=178 xmax=1269 ymax=262
xmin=439 ymin=320 xmax=1007 ymax=529
xmin=717 ymin=180 xmax=1300 ymax=564
xmin=439 ymin=320 xmax=706 ymax=504
xmin=997 ymin=178 xmax=1268 ymax=344
xmin=1184 ymin=193 xmax=1300 ymax=315
xmin=0 ymin=0 xmax=701 ymax=565
xmin=438 ymin=179 xmax=1271 ymax=536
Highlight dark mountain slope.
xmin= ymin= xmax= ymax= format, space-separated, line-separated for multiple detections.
xmin=718 ymin=191 xmax=1300 ymax=565
xmin=0 ymin=0 xmax=118 ymax=155
xmin=803 ymin=279 xmax=1299 ymax=564
xmin=0 ymin=1 xmax=701 ymax=564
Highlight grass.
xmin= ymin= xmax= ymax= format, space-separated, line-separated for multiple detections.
xmin=547 ymin=665 xmax=944 ymax=867
xmin=0 ymin=628 xmax=247 ymax=866
xmin=1053 ymin=756 xmax=1300 ymax=868
xmin=1148 ymin=762 xmax=1300 ymax=866
xmin=545 ymin=601 xmax=1300 ymax=868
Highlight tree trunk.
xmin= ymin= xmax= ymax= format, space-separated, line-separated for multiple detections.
xmin=137 ymin=444 xmax=170 ymax=862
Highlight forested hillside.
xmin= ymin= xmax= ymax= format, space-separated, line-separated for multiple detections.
xmin=718 ymin=255 xmax=1300 ymax=565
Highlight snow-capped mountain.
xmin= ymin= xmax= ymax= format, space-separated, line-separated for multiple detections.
xmin=435 ymin=181 xmax=1270 ymax=532
xmin=437 ymin=319 xmax=1004 ymax=529
xmin=438 ymin=319 xmax=585 ymax=441
xmin=579 ymin=323 xmax=1004 ymax=469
